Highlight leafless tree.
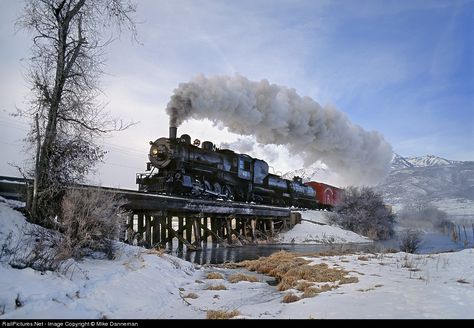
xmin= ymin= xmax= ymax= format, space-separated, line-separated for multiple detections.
xmin=327 ymin=186 xmax=396 ymax=240
xmin=15 ymin=0 xmax=137 ymax=226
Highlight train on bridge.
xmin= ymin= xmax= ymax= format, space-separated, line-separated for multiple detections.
xmin=136 ymin=126 xmax=342 ymax=210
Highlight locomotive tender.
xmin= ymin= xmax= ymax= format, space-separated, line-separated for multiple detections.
xmin=136 ymin=126 xmax=336 ymax=209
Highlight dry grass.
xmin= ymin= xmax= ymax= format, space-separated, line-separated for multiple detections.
xmin=205 ymin=284 xmax=227 ymax=290
xmin=357 ymin=256 xmax=369 ymax=261
xmin=206 ymin=310 xmax=240 ymax=319
xmin=206 ymin=272 xmax=224 ymax=279
xmin=228 ymin=273 xmax=259 ymax=283
xmin=340 ymin=276 xmax=359 ymax=284
xmin=295 ymin=281 xmax=314 ymax=292
xmin=183 ymin=293 xmax=198 ymax=299
xmin=282 ymin=293 xmax=300 ymax=303
xmin=238 ymin=250 xmax=359 ymax=301
xmin=302 ymin=284 xmax=334 ymax=298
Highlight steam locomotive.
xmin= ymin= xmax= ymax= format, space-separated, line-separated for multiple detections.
xmin=136 ymin=127 xmax=341 ymax=209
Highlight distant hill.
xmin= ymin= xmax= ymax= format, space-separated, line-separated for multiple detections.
xmin=284 ymin=154 xmax=474 ymax=216
xmin=282 ymin=163 xmax=331 ymax=183
xmin=377 ymin=154 xmax=474 ymax=215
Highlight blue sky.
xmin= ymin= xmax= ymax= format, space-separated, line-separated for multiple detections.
xmin=0 ymin=0 xmax=473 ymax=188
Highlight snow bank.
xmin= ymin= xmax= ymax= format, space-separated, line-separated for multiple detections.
xmin=0 ymin=198 xmax=198 ymax=319
xmin=1 ymin=198 xmax=473 ymax=319
xmin=0 ymin=197 xmax=29 ymax=244
xmin=277 ymin=210 xmax=370 ymax=244
xmin=275 ymin=250 xmax=474 ymax=319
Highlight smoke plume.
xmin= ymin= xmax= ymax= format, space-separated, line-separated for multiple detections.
xmin=166 ymin=75 xmax=393 ymax=185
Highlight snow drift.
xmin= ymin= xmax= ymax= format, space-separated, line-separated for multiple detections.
xmin=166 ymin=75 xmax=392 ymax=185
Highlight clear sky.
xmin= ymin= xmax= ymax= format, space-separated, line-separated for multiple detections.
xmin=0 ymin=0 xmax=473 ymax=189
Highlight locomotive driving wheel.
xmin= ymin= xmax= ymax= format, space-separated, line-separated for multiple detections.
xmin=191 ymin=179 xmax=202 ymax=196
xmin=222 ymin=185 xmax=234 ymax=201
xmin=203 ymin=179 xmax=212 ymax=198
xmin=213 ymin=182 xmax=222 ymax=196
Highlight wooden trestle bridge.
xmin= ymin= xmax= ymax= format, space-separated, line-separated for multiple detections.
xmin=0 ymin=176 xmax=301 ymax=250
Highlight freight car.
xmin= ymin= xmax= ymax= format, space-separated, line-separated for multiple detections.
xmin=305 ymin=182 xmax=343 ymax=209
xmin=136 ymin=126 xmax=341 ymax=209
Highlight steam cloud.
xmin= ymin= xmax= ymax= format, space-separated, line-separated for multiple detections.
xmin=166 ymin=75 xmax=393 ymax=185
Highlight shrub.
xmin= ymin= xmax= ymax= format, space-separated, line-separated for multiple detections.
xmin=327 ymin=186 xmax=395 ymax=240
xmin=59 ymin=188 xmax=126 ymax=259
xmin=399 ymin=230 xmax=423 ymax=253
xmin=228 ymin=273 xmax=259 ymax=283
xmin=205 ymin=284 xmax=227 ymax=290
xmin=282 ymin=293 xmax=300 ymax=303
xmin=206 ymin=272 xmax=224 ymax=279
xmin=206 ymin=310 xmax=240 ymax=319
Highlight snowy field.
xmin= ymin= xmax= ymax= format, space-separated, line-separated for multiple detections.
xmin=277 ymin=210 xmax=370 ymax=244
xmin=1 ymin=198 xmax=473 ymax=319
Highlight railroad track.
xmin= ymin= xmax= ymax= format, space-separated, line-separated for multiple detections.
xmin=0 ymin=175 xmax=292 ymax=217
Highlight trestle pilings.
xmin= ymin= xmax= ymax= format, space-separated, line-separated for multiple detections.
xmin=122 ymin=211 xmax=300 ymax=251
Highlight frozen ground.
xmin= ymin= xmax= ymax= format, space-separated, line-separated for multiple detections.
xmin=277 ymin=210 xmax=370 ymax=244
xmin=1 ymin=198 xmax=473 ymax=319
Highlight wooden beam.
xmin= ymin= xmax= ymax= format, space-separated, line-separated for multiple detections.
xmin=152 ymin=215 xmax=160 ymax=246
xmin=165 ymin=223 xmax=198 ymax=251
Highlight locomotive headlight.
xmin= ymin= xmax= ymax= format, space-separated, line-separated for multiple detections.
xmin=151 ymin=147 xmax=159 ymax=156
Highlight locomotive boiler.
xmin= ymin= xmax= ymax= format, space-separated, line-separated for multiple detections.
xmin=136 ymin=126 xmax=317 ymax=208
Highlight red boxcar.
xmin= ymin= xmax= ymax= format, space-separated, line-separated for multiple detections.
xmin=305 ymin=182 xmax=343 ymax=208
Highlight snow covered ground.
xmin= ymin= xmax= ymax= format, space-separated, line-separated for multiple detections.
xmin=277 ymin=210 xmax=370 ymax=244
xmin=1 ymin=198 xmax=473 ymax=319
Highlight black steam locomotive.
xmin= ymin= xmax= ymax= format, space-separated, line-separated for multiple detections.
xmin=136 ymin=127 xmax=317 ymax=208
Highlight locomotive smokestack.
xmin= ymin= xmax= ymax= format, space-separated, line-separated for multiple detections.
xmin=169 ymin=126 xmax=177 ymax=140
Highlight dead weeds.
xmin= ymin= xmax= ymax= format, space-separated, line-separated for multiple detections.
xmin=237 ymin=250 xmax=359 ymax=301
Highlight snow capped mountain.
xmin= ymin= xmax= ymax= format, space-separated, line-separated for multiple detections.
xmin=405 ymin=154 xmax=456 ymax=167
xmin=282 ymin=163 xmax=329 ymax=182
xmin=379 ymin=155 xmax=474 ymax=214
xmin=284 ymin=154 xmax=474 ymax=215
xmin=391 ymin=153 xmax=414 ymax=169
xmin=391 ymin=154 xmax=456 ymax=169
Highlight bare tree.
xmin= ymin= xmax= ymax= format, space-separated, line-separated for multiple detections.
xmin=327 ymin=186 xmax=395 ymax=240
xmin=15 ymin=0 xmax=137 ymax=225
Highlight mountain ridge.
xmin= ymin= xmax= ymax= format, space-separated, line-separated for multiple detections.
xmin=284 ymin=154 xmax=474 ymax=215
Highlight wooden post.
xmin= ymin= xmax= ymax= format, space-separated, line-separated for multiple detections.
xmin=202 ymin=217 xmax=208 ymax=244
xmin=210 ymin=218 xmax=217 ymax=243
xmin=145 ymin=214 xmax=152 ymax=247
xmin=193 ymin=218 xmax=201 ymax=245
xmin=251 ymin=218 xmax=256 ymax=241
xmin=178 ymin=217 xmax=184 ymax=249
xmin=137 ymin=213 xmax=144 ymax=239
xmin=160 ymin=216 xmax=167 ymax=246
xmin=186 ymin=218 xmax=193 ymax=243
xmin=152 ymin=215 xmax=160 ymax=246
xmin=242 ymin=219 xmax=247 ymax=238
xmin=269 ymin=219 xmax=275 ymax=237
xmin=226 ymin=218 xmax=233 ymax=244
xmin=167 ymin=216 xmax=173 ymax=250
xmin=201 ymin=223 xmax=226 ymax=245
xmin=235 ymin=219 xmax=241 ymax=236
xmin=165 ymin=221 xmax=197 ymax=251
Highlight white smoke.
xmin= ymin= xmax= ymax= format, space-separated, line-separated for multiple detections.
xmin=220 ymin=137 xmax=281 ymax=164
xmin=167 ymin=74 xmax=393 ymax=185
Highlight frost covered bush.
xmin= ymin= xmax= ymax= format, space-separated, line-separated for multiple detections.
xmin=327 ymin=186 xmax=395 ymax=240
xmin=0 ymin=225 xmax=64 ymax=272
xmin=60 ymin=189 xmax=126 ymax=259
xmin=399 ymin=230 xmax=423 ymax=253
